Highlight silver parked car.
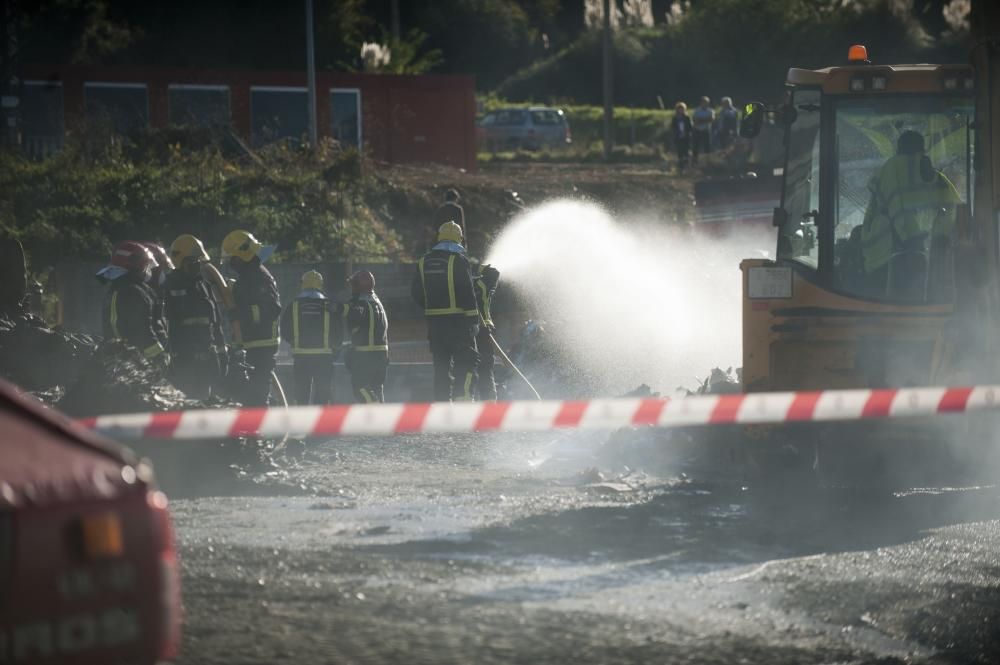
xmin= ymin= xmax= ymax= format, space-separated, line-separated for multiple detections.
xmin=477 ymin=107 xmax=572 ymax=151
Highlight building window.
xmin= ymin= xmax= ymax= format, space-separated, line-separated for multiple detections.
xmin=250 ymin=87 xmax=307 ymax=147
xmin=84 ymin=83 xmax=149 ymax=135
xmin=168 ymin=85 xmax=231 ymax=129
xmin=21 ymin=81 xmax=64 ymax=158
xmin=330 ymin=88 xmax=361 ymax=147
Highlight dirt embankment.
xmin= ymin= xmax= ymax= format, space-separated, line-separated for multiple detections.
xmin=371 ymin=162 xmax=696 ymax=258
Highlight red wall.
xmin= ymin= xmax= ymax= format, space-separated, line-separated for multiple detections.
xmin=23 ymin=65 xmax=477 ymax=171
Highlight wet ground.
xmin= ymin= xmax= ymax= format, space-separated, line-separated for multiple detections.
xmin=159 ymin=428 xmax=1000 ymax=665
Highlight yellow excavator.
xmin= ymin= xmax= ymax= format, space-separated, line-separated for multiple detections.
xmin=734 ymin=4 xmax=1000 ymax=485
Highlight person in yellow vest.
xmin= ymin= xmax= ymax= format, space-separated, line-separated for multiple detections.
xmin=473 ymin=263 xmax=501 ymax=401
xmin=411 ymin=221 xmax=480 ymax=401
xmin=279 ymin=270 xmax=341 ymax=405
xmin=344 ymin=270 xmax=389 ymax=403
xmin=860 ymin=130 xmax=960 ymax=296
xmin=221 ymin=230 xmax=281 ymax=406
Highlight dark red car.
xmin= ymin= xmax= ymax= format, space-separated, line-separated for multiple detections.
xmin=0 ymin=379 xmax=181 ymax=664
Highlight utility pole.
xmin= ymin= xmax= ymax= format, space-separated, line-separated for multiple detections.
xmin=305 ymin=0 xmax=318 ymax=150
xmin=390 ymin=0 xmax=400 ymax=42
xmin=602 ymin=0 xmax=614 ymax=160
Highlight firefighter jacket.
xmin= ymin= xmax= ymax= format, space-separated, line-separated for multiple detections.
xmin=345 ymin=293 xmax=388 ymax=352
xmin=280 ymin=290 xmax=342 ymax=356
xmin=102 ymin=276 xmax=167 ymax=359
xmin=474 ymin=266 xmax=500 ymax=330
xmin=163 ymin=269 xmax=224 ymax=356
xmin=231 ymin=260 xmax=281 ymax=349
xmin=411 ymin=243 xmax=479 ymax=320
xmin=861 ymin=154 xmax=961 ymax=273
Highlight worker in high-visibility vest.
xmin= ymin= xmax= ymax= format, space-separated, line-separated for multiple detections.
xmin=222 ymin=229 xmax=281 ymax=406
xmin=411 ymin=221 xmax=479 ymax=401
xmin=473 ymin=263 xmax=501 ymax=401
xmin=163 ymin=234 xmax=225 ymax=400
xmin=861 ymin=130 xmax=961 ymax=296
xmin=344 ymin=270 xmax=388 ymax=403
xmin=97 ymin=241 xmax=168 ymax=363
xmin=280 ymin=270 xmax=341 ymax=405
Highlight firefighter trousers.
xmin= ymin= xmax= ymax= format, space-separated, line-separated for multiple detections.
xmin=476 ymin=328 xmax=497 ymax=401
xmin=171 ymin=351 xmax=221 ymax=400
xmin=244 ymin=346 xmax=277 ymax=407
xmin=348 ymin=349 xmax=387 ymax=403
xmin=427 ymin=318 xmax=479 ymax=402
xmin=292 ymin=355 xmax=334 ymax=405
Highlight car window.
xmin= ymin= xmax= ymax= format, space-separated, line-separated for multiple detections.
xmin=496 ymin=110 xmax=527 ymax=126
xmin=530 ymin=110 xmax=562 ymax=125
xmin=479 ymin=113 xmax=496 ymax=126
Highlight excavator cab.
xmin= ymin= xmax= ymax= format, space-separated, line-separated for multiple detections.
xmin=740 ymin=51 xmax=982 ymax=392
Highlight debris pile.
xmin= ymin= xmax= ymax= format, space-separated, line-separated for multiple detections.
xmin=0 ymin=311 xmax=96 ymax=402
xmin=59 ymin=340 xmax=199 ymax=417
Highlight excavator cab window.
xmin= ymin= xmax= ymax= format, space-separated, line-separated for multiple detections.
xmin=775 ymin=88 xmax=821 ymax=269
xmin=832 ymin=95 xmax=974 ymax=301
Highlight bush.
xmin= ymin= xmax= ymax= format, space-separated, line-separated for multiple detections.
xmin=0 ymin=130 xmax=405 ymax=269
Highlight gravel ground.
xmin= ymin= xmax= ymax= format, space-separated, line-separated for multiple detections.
xmin=160 ymin=428 xmax=1000 ymax=665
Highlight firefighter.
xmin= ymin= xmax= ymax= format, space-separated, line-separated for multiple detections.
xmin=280 ymin=270 xmax=341 ymax=405
xmin=221 ymin=229 xmax=281 ymax=406
xmin=344 ymin=270 xmax=388 ymax=403
xmin=411 ymin=221 xmax=479 ymax=401
xmin=433 ymin=188 xmax=467 ymax=250
xmin=163 ymin=234 xmax=224 ymax=399
xmin=96 ymin=241 xmax=168 ymax=363
xmin=861 ymin=130 xmax=961 ymax=297
xmin=142 ymin=242 xmax=174 ymax=340
xmin=474 ymin=263 xmax=501 ymax=401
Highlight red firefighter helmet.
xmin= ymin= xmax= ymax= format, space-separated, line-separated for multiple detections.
xmin=348 ymin=270 xmax=375 ymax=294
xmin=96 ymin=241 xmax=157 ymax=283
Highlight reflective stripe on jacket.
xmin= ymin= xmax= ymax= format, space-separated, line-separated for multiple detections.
xmin=163 ymin=269 xmax=223 ymax=355
xmin=103 ymin=278 xmax=167 ymax=358
xmin=346 ymin=293 xmax=388 ymax=352
xmin=411 ymin=248 xmax=478 ymax=318
xmin=232 ymin=262 xmax=281 ymax=348
xmin=474 ymin=270 xmax=499 ymax=329
xmin=280 ymin=294 xmax=340 ymax=356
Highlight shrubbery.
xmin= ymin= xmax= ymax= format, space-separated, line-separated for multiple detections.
xmin=0 ymin=129 xmax=405 ymax=270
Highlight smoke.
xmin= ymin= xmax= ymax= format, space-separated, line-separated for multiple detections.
xmin=486 ymin=199 xmax=773 ymax=396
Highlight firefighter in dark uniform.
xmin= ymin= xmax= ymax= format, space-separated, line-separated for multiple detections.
xmin=411 ymin=221 xmax=479 ymax=401
xmin=163 ymin=234 xmax=224 ymax=400
xmin=222 ymin=229 xmax=281 ymax=406
xmin=345 ymin=270 xmax=389 ymax=403
xmin=142 ymin=242 xmax=174 ymax=339
xmin=96 ymin=241 xmax=168 ymax=362
xmin=474 ymin=263 xmax=501 ymax=401
xmin=280 ymin=270 xmax=341 ymax=405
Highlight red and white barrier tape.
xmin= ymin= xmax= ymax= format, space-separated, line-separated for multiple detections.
xmin=76 ymin=385 xmax=1000 ymax=441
